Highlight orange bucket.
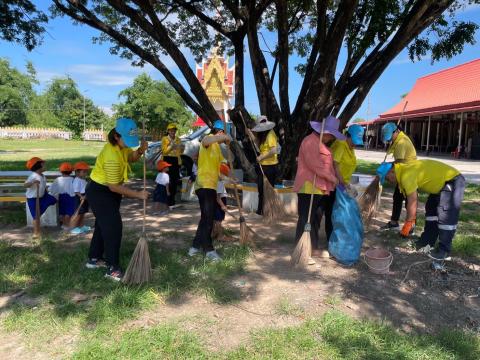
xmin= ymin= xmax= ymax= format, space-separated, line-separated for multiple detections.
xmin=364 ymin=248 xmax=393 ymax=274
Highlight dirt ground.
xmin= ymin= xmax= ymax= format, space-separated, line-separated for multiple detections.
xmin=1 ymin=185 xmax=479 ymax=356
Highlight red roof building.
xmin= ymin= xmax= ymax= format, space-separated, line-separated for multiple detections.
xmin=368 ymin=59 xmax=480 ymax=158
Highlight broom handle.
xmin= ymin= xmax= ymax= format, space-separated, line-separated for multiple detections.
xmin=383 ymin=101 xmax=409 ymax=163
xmin=142 ymin=118 xmax=146 ymax=234
xmin=238 ymin=112 xmax=267 ymax=178
xmin=223 ymin=119 xmax=245 ymax=218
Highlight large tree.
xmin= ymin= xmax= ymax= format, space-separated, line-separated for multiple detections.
xmin=51 ymin=0 xmax=479 ymax=178
xmin=0 ymin=59 xmax=36 ymax=126
xmin=0 ymin=0 xmax=47 ymax=51
xmin=113 ymin=73 xmax=194 ymax=136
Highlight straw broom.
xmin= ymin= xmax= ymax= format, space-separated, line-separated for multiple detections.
xmin=122 ymin=119 xmax=152 ymax=285
xmin=238 ymin=112 xmax=286 ymax=223
xmin=69 ymin=198 xmax=85 ymax=229
xmin=33 ymin=183 xmax=41 ymax=239
xmin=291 ymin=120 xmax=326 ymax=267
xmin=223 ymin=120 xmax=254 ymax=246
xmin=359 ymin=101 xmax=408 ymax=224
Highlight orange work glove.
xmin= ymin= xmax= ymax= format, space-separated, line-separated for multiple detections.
xmin=400 ymin=219 xmax=416 ymax=238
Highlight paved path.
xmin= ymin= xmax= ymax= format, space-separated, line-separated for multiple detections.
xmin=356 ymin=149 xmax=480 ymax=184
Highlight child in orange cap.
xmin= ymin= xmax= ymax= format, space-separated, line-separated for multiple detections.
xmin=212 ymin=163 xmax=234 ymax=241
xmin=24 ymin=157 xmax=57 ymax=236
xmin=71 ymin=161 xmax=91 ymax=234
xmin=49 ymin=162 xmax=75 ymax=230
xmin=153 ymin=160 xmax=171 ymax=215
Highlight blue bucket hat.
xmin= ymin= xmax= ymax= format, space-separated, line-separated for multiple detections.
xmin=347 ymin=124 xmax=364 ymax=146
xmin=115 ymin=117 xmax=139 ymax=148
xmin=213 ymin=119 xmax=225 ymax=131
xmin=376 ymin=162 xmax=393 ymax=184
xmin=381 ymin=123 xmax=397 ymax=143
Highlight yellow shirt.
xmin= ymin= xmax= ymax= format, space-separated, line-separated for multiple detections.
xmin=161 ymin=135 xmax=182 ymax=165
xmin=259 ymin=130 xmax=279 ymax=166
xmin=90 ymin=143 xmax=133 ymax=185
xmin=298 ymin=181 xmax=325 ymax=195
xmin=330 ymin=140 xmax=356 ymax=184
xmin=387 ymin=131 xmax=416 ymax=163
xmin=195 ymin=135 xmax=225 ymax=190
xmin=395 ymin=160 xmax=460 ymax=196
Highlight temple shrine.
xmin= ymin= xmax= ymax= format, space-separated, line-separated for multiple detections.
xmin=193 ymin=49 xmax=235 ymax=127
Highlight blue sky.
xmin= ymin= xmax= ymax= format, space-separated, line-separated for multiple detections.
xmin=0 ymin=3 xmax=479 ymax=121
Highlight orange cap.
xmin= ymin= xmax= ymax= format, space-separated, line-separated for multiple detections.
xmin=59 ymin=162 xmax=74 ymax=172
xmin=74 ymin=161 xmax=90 ymax=171
xmin=157 ymin=160 xmax=172 ymax=171
xmin=220 ymin=163 xmax=230 ymax=176
xmin=26 ymin=157 xmax=44 ymax=170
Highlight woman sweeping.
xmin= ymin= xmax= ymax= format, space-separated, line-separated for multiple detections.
xmin=293 ymin=116 xmax=343 ymax=262
xmin=188 ymin=120 xmax=231 ymax=261
xmin=247 ymin=116 xmax=279 ymax=216
xmin=86 ymin=118 xmax=148 ymax=281
xmin=161 ymin=123 xmax=184 ymax=206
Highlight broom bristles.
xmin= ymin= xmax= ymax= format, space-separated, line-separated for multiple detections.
xmin=122 ymin=235 xmax=152 ymax=285
xmin=239 ymin=217 xmax=253 ymax=245
xmin=262 ymin=176 xmax=287 ymax=223
xmin=290 ymin=229 xmax=312 ymax=268
xmin=358 ymin=176 xmax=381 ymax=225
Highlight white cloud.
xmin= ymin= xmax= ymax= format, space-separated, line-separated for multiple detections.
xmin=99 ymin=106 xmax=114 ymax=116
xmin=36 ymin=70 xmax=64 ymax=83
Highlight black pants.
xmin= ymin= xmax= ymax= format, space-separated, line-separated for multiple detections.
xmin=391 ymin=185 xmax=407 ymax=222
xmin=256 ymin=164 xmax=277 ymax=215
xmin=193 ymin=188 xmax=216 ymax=252
xmin=164 ymin=156 xmax=179 ymax=206
xmin=296 ymin=193 xmax=328 ymax=249
xmin=420 ymin=175 xmax=465 ymax=252
xmin=324 ymin=189 xmax=336 ymax=242
xmin=86 ymin=180 xmax=123 ymax=269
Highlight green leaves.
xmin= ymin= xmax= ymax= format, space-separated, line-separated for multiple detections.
xmin=113 ymin=73 xmax=194 ymax=135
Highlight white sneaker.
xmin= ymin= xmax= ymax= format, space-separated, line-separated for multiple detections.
xmin=188 ymin=247 xmax=200 ymax=257
xmin=205 ymin=250 xmax=222 ymax=262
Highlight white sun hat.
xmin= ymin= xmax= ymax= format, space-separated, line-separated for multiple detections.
xmin=252 ymin=115 xmax=276 ymax=132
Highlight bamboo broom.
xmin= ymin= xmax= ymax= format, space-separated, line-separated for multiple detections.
xmin=122 ymin=119 xmax=152 ymax=285
xmin=33 ymin=183 xmax=41 ymax=239
xmin=359 ymin=101 xmax=408 ymax=224
xmin=69 ymin=198 xmax=85 ymax=229
xmin=238 ymin=112 xmax=286 ymax=223
xmin=224 ymin=119 xmax=254 ymax=246
xmin=291 ymin=119 xmax=326 ymax=267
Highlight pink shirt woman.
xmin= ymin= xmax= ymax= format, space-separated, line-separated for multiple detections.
xmin=294 ymin=116 xmax=344 ymax=262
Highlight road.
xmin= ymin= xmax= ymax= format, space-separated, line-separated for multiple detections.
xmin=355 ymin=149 xmax=480 ymax=185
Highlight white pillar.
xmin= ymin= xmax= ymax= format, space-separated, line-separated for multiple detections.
xmin=426 ymin=116 xmax=431 ymax=153
xmin=458 ymin=112 xmax=464 ymax=151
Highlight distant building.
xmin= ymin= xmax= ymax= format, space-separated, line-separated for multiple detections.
xmin=193 ymin=48 xmax=235 ymax=127
xmin=367 ymin=59 xmax=480 ymax=159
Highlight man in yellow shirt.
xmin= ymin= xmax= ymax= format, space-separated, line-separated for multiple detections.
xmin=380 ymin=123 xmax=417 ymax=232
xmin=377 ymin=160 xmax=465 ymax=261
xmin=189 ymin=120 xmax=231 ymax=261
xmin=161 ymin=123 xmax=185 ymax=206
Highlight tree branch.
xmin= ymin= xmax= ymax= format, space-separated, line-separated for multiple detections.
xmin=53 ymin=0 xmax=212 ymax=123
xmin=276 ymin=0 xmax=290 ymax=115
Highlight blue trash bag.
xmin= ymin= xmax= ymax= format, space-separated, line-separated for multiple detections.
xmin=328 ymin=187 xmax=364 ymax=266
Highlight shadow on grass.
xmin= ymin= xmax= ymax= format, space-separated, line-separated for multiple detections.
xmin=0 ymin=236 xmax=250 ymax=338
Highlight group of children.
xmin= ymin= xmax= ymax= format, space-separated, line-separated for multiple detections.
xmin=25 ymin=157 xmax=91 ymax=235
